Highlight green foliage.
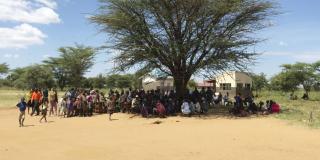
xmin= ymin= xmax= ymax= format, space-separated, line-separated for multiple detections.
xmin=270 ymin=71 xmax=300 ymax=93
xmin=91 ymin=0 xmax=276 ymax=99
xmin=0 ymin=79 xmax=11 ymax=87
xmin=280 ymin=62 xmax=318 ymax=93
xmin=105 ymin=74 xmax=138 ymax=89
xmin=313 ymin=60 xmax=320 ymax=72
xmin=86 ymin=74 xmax=107 ymax=89
xmin=105 ymin=74 xmax=119 ymax=89
xmin=270 ymin=62 xmax=320 ymax=94
xmin=7 ymin=65 xmax=55 ymax=89
xmin=0 ymin=63 xmax=9 ymax=75
xmin=44 ymin=45 xmax=97 ymax=89
xmin=251 ymin=73 xmax=268 ymax=94
xmin=187 ymin=79 xmax=197 ymax=90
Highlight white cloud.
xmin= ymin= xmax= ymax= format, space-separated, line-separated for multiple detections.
xmin=0 ymin=0 xmax=60 ymax=49
xmin=293 ymin=53 xmax=320 ymax=63
xmin=0 ymin=0 xmax=60 ymax=24
xmin=0 ymin=24 xmax=46 ymax=49
xmin=279 ymin=41 xmax=288 ymax=46
xmin=35 ymin=0 xmax=57 ymax=9
xmin=4 ymin=53 xmax=20 ymax=59
xmin=263 ymin=52 xmax=291 ymax=56
xmin=263 ymin=51 xmax=320 ymax=63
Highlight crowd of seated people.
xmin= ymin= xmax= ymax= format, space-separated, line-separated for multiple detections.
xmin=111 ymin=87 xmax=213 ymax=118
xmin=229 ymin=93 xmax=281 ymax=116
xmin=25 ymin=86 xmax=282 ymax=119
xmin=53 ymin=87 xmax=217 ymax=118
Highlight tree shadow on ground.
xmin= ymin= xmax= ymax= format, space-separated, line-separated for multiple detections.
xmin=192 ymin=106 xmax=271 ymax=120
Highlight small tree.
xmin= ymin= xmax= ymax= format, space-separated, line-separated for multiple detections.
xmin=8 ymin=65 xmax=55 ymax=89
xmin=270 ymin=71 xmax=300 ymax=94
xmin=251 ymin=73 xmax=268 ymax=96
xmin=281 ymin=63 xmax=317 ymax=95
xmin=0 ymin=63 xmax=9 ymax=75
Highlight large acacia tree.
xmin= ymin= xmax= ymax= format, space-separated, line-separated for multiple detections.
xmin=91 ymin=0 xmax=276 ymax=100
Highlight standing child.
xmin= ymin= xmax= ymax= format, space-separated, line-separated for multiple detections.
xmin=25 ymin=89 xmax=33 ymax=114
xmin=16 ymin=98 xmax=27 ymax=127
xmin=40 ymin=100 xmax=48 ymax=123
xmin=87 ymin=93 xmax=93 ymax=116
xmin=48 ymin=88 xmax=57 ymax=116
xmin=107 ymin=94 xmax=116 ymax=121
xmin=59 ymin=97 xmax=67 ymax=117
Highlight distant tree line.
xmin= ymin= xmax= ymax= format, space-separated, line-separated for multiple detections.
xmin=0 ymin=45 xmax=142 ymax=90
xmin=251 ymin=61 xmax=320 ymax=96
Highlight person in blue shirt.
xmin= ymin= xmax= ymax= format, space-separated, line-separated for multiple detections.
xmin=16 ymin=97 xmax=27 ymax=127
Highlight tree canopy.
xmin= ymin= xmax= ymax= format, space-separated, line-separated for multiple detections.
xmin=105 ymin=74 xmax=137 ymax=89
xmin=270 ymin=71 xmax=300 ymax=93
xmin=251 ymin=72 xmax=268 ymax=95
xmin=44 ymin=45 xmax=97 ymax=89
xmin=7 ymin=65 xmax=55 ymax=89
xmin=91 ymin=0 xmax=276 ymax=99
xmin=281 ymin=62 xmax=318 ymax=94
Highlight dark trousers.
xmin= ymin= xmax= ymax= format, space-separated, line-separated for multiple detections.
xmin=31 ymin=100 xmax=40 ymax=116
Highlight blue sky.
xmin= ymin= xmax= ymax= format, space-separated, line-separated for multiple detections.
xmin=0 ymin=0 xmax=319 ymax=79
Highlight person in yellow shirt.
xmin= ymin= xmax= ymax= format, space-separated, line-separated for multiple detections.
xmin=48 ymin=88 xmax=58 ymax=116
xmin=24 ymin=89 xmax=33 ymax=114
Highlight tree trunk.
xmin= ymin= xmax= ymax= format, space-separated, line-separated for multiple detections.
xmin=173 ymin=74 xmax=191 ymax=106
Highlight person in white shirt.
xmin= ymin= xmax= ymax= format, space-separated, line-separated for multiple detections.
xmin=181 ymin=100 xmax=191 ymax=116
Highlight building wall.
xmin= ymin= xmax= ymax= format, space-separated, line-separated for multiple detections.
xmin=215 ymin=72 xmax=237 ymax=88
xmin=215 ymin=71 xmax=252 ymax=98
xmin=142 ymin=78 xmax=174 ymax=91
xmin=215 ymin=72 xmax=252 ymax=87
xmin=234 ymin=72 xmax=252 ymax=87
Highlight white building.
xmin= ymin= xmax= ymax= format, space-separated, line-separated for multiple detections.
xmin=141 ymin=75 xmax=174 ymax=91
xmin=215 ymin=71 xmax=252 ymax=97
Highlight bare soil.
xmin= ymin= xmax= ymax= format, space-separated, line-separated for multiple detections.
xmin=1 ymin=109 xmax=319 ymax=160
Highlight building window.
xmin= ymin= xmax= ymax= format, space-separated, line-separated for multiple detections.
xmin=167 ymin=83 xmax=171 ymax=86
xmin=237 ymin=83 xmax=243 ymax=89
xmin=245 ymin=83 xmax=251 ymax=89
xmin=220 ymin=83 xmax=231 ymax=90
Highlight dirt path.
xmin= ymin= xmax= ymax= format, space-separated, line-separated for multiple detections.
xmin=0 ymin=109 xmax=319 ymax=160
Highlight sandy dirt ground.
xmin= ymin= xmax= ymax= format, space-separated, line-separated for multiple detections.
xmin=1 ymin=108 xmax=319 ymax=160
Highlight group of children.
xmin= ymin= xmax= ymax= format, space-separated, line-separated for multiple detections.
xmin=16 ymin=87 xmax=281 ymax=127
